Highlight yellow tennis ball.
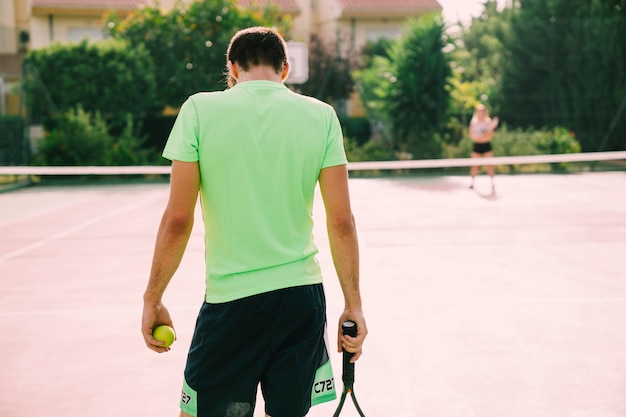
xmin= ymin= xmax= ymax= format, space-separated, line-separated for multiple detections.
xmin=152 ymin=325 xmax=176 ymax=347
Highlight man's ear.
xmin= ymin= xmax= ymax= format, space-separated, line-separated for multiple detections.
xmin=228 ymin=60 xmax=239 ymax=81
xmin=281 ymin=61 xmax=290 ymax=82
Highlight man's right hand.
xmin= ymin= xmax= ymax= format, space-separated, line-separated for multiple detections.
xmin=338 ymin=310 xmax=367 ymax=362
xmin=141 ymin=301 xmax=175 ymax=353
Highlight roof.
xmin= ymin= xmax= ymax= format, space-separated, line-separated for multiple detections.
xmin=32 ymin=0 xmax=301 ymax=14
xmin=236 ymin=0 xmax=300 ymax=14
xmin=31 ymin=0 xmax=147 ymax=9
xmin=340 ymin=0 xmax=441 ymax=12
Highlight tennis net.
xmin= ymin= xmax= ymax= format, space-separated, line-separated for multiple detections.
xmin=0 ymin=151 xmax=625 ymax=180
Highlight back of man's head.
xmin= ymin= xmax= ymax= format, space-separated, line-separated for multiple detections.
xmin=226 ymin=27 xmax=288 ymax=74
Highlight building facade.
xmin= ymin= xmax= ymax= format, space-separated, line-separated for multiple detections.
xmin=242 ymin=0 xmax=442 ymax=59
xmin=0 ymin=0 xmax=441 ymax=115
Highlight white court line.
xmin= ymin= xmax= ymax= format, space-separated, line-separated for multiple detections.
xmin=0 ymin=193 xmax=162 ymax=264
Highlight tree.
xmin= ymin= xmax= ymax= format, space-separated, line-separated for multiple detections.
xmin=359 ymin=37 xmax=394 ymax=69
xmin=296 ymin=34 xmax=354 ymax=107
xmin=451 ymin=0 xmax=510 ymax=120
xmin=499 ymin=0 xmax=626 ymax=151
xmin=25 ymin=39 xmax=157 ymax=130
xmin=106 ymin=0 xmax=290 ymax=109
xmin=357 ymin=14 xmax=452 ymax=159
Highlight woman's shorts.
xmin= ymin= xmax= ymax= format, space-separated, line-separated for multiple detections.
xmin=472 ymin=142 xmax=492 ymax=154
xmin=179 ymin=284 xmax=335 ymax=417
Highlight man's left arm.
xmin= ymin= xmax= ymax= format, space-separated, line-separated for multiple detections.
xmin=142 ymin=160 xmax=200 ymax=353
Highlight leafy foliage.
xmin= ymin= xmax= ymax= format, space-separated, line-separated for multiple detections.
xmin=106 ymin=0 xmax=289 ymax=109
xmin=360 ymin=38 xmax=394 ymax=66
xmin=35 ymin=106 xmax=112 ymax=166
xmin=25 ymin=39 xmax=157 ymax=130
xmin=35 ymin=106 xmax=155 ymax=166
xmin=499 ymin=0 xmax=626 ymax=151
xmin=339 ymin=116 xmax=371 ymax=146
xmin=296 ymin=35 xmax=354 ymax=105
xmin=356 ymin=14 xmax=452 ymax=159
xmin=0 ymin=115 xmax=27 ymax=165
xmin=343 ymin=137 xmax=395 ymax=162
xmin=444 ymin=125 xmax=581 ymax=172
xmin=449 ymin=0 xmax=510 ymax=122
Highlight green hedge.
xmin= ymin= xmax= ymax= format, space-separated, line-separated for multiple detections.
xmin=25 ymin=39 xmax=157 ymax=130
xmin=34 ymin=106 xmax=161 ymax=166
xmin=344 ymin=137 xmax=395 ymax=162
xmin=443 ymin=125 xmax=582 ymax=172
xmin=0 ymin=115 xmax=27 ymax=165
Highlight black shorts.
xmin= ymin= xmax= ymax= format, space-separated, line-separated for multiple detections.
xmin=180 ymin=284 xmax=335 ymax=417
xmin=472 ymin=142 xmax=492 ymax=154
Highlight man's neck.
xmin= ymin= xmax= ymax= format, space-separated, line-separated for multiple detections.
xmin=236 ymin=66 xmax=283 ymax=84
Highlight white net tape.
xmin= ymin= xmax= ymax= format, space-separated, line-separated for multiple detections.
xmin=0 ymin=151 xmax=625 ymax=176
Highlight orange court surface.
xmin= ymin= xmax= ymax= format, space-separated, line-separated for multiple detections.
xmin=1 ymin=172 xmax=625 ymax=417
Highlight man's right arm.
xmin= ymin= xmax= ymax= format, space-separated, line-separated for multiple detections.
xmin=318 ymin=164 xmax=366 ymax=362
xmin=142 ymin=160 xmax=199 ymax=352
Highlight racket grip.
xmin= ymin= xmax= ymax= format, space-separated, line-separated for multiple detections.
xmin=341 ymin=320 xmax=357 ymax=386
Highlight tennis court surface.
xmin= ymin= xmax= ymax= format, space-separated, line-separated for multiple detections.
xmin=1 ymin=172 xmax=625 ymax=417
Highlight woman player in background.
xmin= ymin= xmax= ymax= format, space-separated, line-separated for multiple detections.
xmin=469 ymin=104 xmax=499 ymax=193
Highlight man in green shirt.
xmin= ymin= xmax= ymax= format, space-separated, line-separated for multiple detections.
xmin=141 ymin=27 xmax=366 ymax=417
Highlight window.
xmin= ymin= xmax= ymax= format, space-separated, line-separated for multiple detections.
xmin=68 ymin=27 xmax=105 ymax=43
xmin=365 ymin=28 xmax=401 ymax=42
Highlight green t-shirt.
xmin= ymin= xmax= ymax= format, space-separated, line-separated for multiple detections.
xmin=163 ymin=80 xmax=347 ymax=303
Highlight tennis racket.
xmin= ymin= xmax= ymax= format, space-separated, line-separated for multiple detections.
xmin=332 ymin=320 xmax=366 ymax=416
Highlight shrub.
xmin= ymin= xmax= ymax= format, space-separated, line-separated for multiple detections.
xmin=139 ymin=115 xmax=177 ymax=151
xmin=339 ymin=117 xmax=371 ymax=146
xmin=35 ymin=106 xmax=156 ymax=166
xmin=25 ymin=39 xmax=157 ymax=130
xmin=344 ymin=138 xmax=395 ymax=162
xmin=442 ymin=124 xmax=582 ymax=172
xmin=35 ymin=107 xmax=113 ymax=166
xmin=105 ymin=114 xmax=157 ymax=165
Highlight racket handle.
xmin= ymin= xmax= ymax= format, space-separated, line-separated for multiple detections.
xmin=341 ymin=320 xmax=357 ymax=387
xmin=342 ymin=320 xmax=358 ymax=338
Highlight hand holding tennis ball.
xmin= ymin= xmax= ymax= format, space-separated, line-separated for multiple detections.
xmin=152 ymin=325 xmax=176 ymax=348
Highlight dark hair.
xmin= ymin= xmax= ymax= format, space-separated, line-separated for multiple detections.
xmin=226 ymin=26 xmax=288 ymax=78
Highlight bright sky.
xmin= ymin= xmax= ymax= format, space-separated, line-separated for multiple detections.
xmin=438 ymin=0 xmax=508 ymax=26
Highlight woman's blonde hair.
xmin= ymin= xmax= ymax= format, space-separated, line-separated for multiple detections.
xmin=470 ymin=104 xmax=491 ymax=124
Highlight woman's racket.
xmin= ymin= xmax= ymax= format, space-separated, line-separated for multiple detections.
xmin=332 ymin=320 xmax=366 ymax=416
